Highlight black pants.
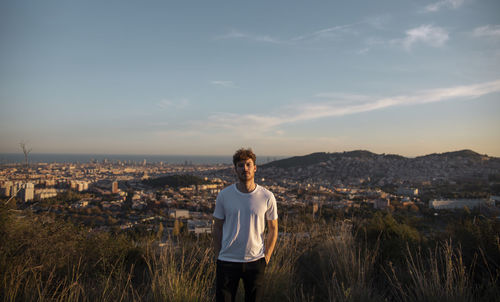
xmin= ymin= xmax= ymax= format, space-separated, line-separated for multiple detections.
xmin=216 ymin=258 xmax=267 ymax=302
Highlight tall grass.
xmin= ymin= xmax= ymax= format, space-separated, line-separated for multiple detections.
xmin=1 ymin=205 xmax=498 ymax=301
xmin=290 ymin=221 xmax=385 ymax=302
xmin=387 ymin=241 xmax=499 ymax=302
xmin=145 ymin=241 xmax=215 ymax=301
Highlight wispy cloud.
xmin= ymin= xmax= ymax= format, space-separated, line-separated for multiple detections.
xmin=215 ymin=30 xmax=284 ymax=44
xmin=204 ymin=79 xmax=500 ymax=132
xmin=292 ymin=16 xmax=391 ymax=43
xmin=217 ymin=22 xmax=362 ymax=45
xmin=357 ymin=48 xmax=370 ymax=55
xmin=473 ymin=25 xmax=500 ymax=39
xmin=157 ymin=98 xmax=190 ymax=110
xmin=216 ymin=16 xmax=391 ymax=52
xmin=205 ymin=112 xmax=283 ymax=131
xmin=314 ymin=92 xmax=372 ymax=103
xmin=402 ymin=25 xmax=449 ymax=49
xmin=359 ymin=25 xmax=448 ymax=54
xmin=211 ymin=80 xmax=237 ymax=88
xmin=291 ymin=23 xmax=359 ymax=42
xmin=363 ymin=15 xmax=391 ymax=30
xmin=425 ymin=0 xmax=464 ymax=12
xmin=356 ymin=37 xmax=386 ymax=54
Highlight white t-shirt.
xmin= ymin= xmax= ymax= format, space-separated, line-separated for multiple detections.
xmin=213 ymin=184 xmax=278 ymax=262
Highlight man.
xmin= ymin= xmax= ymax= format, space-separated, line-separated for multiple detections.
xmin=213 ymin=148 xmax=279 ymax=302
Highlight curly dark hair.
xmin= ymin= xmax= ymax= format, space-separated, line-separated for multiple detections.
xmin=232 ymin=148 xmax=256 ymax=166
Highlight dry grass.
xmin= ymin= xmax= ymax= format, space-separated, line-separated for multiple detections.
xmin=145 ymin=241 xmax=215 ymax=302
xmin=1 ymin=206 xmax=498 ymax=302
xmin=387 ymin=241 xmax=499 ymax=302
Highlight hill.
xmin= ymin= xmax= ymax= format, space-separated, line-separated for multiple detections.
xmin=142 ymin=174 xmax=208 ymax=188
xmin=262 ymin=150 xmax=407 ymax=169
xmin=417 ymin=149 xmax=484 ymax=160
xmin=260 ymin=149 xmax=500 ymax=184
xmin=262 ymin=149 xmax=491 ymax=169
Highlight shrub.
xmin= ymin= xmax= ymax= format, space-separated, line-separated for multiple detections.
xmin=360 ymin=212 xmax=422 ymax=264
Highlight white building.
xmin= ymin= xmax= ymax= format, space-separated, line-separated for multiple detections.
xmin=73 ymin=181 xmax=89 ymax=192
xmin=35 ymin=188 xmax=58 ymax=200
xmin=169 ymin=209 xmax=190 ymax=219
xmin=0 ymin=181 xmax=13 ymax=197
xmin=20 ymin=183 xmax=34 ymax=202
xmin=188 ymin=219 xmax=212 ymax=235
xmin=429 ymin=199 xmax=494 ymax=210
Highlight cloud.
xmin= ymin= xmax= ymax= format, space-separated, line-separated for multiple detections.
xmin=217 ymin=22 xmax=362 ymax=46
xmin=356 ymin=37 xmax=387 ymax=54
xmin=402 ymin=25 xmax=449 ymax=49
xmin=215 ymin=30 xmax=284 ymax=44
xmin=363 ymin=15 xmax=391 ymax=30
xmin=157 ymin=98 xmax=189 ymax=110
xmin=359 ymin=25 xmax=448 ymax=54
xmin=216 ymin=16 xmax=391 ymax=52
xmin=314 ymin=92 xmax=372 ymax=104
xmin=473 ymin=25 xmax=500 ymax=38
xmin=291 ymin=23 xmax=359 ymax=42
xmin=211 ymin=80 xmax=237 ymax=88
xmin=205 ymin=112 xmax=283 ymax=132
xmin=425 ymin=0 xmax=464 ymax=12
xmin=290 ymin=17 xmax=390 ymax=43
xmin=357 ymin=47 xmax=370 ymax=55
xmin=205 ymin=79 xmax=500 ymax=132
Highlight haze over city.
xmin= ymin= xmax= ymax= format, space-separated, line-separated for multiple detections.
xmin=1 ymin=0 xmax=499 ymax=157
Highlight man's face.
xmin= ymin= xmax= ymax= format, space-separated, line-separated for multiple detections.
xmin=235 ymin=158 xmax=257 ymax=182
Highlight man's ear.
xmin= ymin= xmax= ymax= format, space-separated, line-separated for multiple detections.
xmin=254 ymin=164 xmax=257 ymax=172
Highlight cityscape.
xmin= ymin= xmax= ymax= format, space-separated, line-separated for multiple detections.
xmin=2 ymin=149 xmax=499 ymax=240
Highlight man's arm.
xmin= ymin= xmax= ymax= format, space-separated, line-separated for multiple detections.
xmin=264 ymin=219 xmax=278 ymax=264
xmin=212 ymin=217 xmax=224 ymax=261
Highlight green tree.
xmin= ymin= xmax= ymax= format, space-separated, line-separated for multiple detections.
xmin=360 ymin=212 xmax=422 ymax=264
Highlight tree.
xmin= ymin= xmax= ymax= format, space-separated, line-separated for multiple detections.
xmin=20 ymin=141 xmax=32 ymax=180
xmin=360 ymin=212 xmax=422 ymax=264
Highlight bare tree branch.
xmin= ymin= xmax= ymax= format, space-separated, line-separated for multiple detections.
xmin=20 ymin=141 xmax=32 ymax=181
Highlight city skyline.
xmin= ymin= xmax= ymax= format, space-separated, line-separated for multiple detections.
xmin=1 ymin=0 xmax=500 ymax=157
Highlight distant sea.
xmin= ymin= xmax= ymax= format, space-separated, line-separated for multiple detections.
xmin=0 ymin=153 xmax=283 ymax=165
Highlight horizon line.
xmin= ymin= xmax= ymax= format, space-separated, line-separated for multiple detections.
xmin=0 ymin=148 xmax=496 ymax=159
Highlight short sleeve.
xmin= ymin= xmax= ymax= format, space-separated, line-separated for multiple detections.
xmin=266 ymin=193 xmax=278 ymax=221
xmin=213 ymin=191 xmax=225 ymax=220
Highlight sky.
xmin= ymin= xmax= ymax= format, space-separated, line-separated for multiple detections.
xmin=1 ymin=0 xmax=499 ymax=157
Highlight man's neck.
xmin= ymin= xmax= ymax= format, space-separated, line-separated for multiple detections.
xmin=237 ymin=181 xmax=256 ymax=193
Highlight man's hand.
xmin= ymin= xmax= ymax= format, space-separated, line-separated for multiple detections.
xmin=264 ymin=219 xmax=278 ymax=265
xmin=212 ymin=217 xmax=224 ymax=262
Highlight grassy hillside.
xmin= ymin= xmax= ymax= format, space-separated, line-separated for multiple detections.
xmin=1 ymin=203 xmax=499 ymax=301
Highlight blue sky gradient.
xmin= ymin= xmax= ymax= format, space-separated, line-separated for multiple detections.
xmin=1 ymin=0 xmax=499 ymax=156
